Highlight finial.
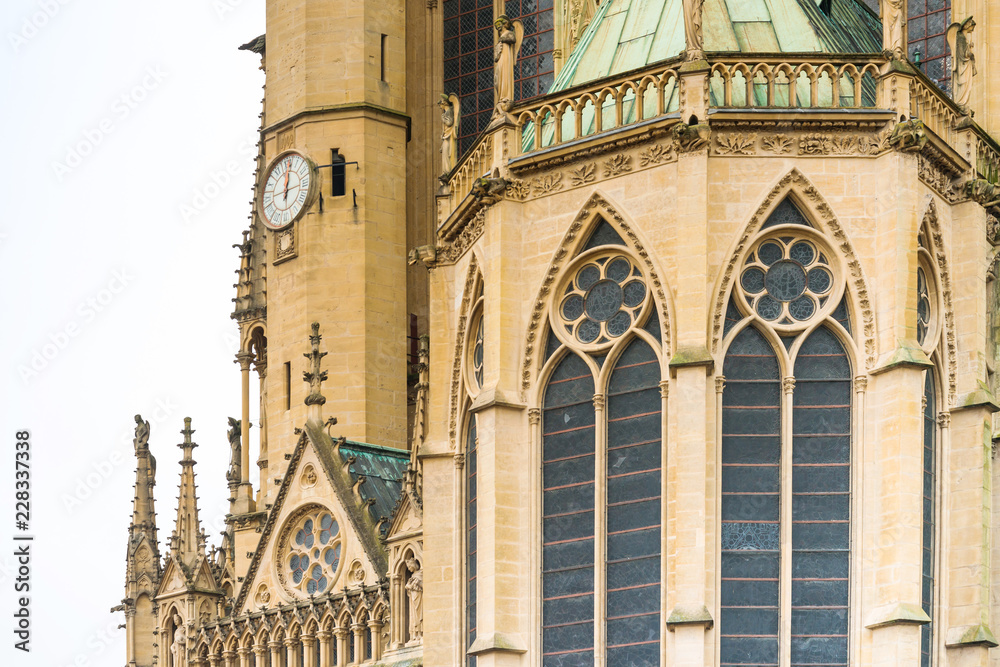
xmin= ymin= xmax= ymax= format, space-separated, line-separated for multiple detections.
xmin=303 ymin=322 xmax=329 ymax=408
xmin=179 ymin=418 xmax=197 ymax=460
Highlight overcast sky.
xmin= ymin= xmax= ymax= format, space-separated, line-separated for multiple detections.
xmin=1 ymin=1 xmax=265 ymax=662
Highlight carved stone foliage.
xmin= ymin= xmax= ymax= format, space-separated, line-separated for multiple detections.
xmin=448 ymin=256 xmax=480 ymax=444
xmin=708 ymin=121 xmax=891 ymax=158
xmin=521 ymin=193 xmax=671 ymax=397
xmin=639 ymin=143 xmax=673 ymax=166
xmin=570 ymin=163 xmax=596 ymax=186
xmin=921 ymin=201 xmax=958 ymax=406
xmin=602 ymin=153 xmax=633 ymax=176
xmin=918 ymin=152 xmax=963 ymax=203
xmin=509 ymin=139 xmax=678 ymax=202
xmin=710 ymin=169 xmax=876 ymax=370
xmin=532 ymin=172 xmax=564 ymax=195
xmin=716 ymin=133 xmax=757 ymax=155
xmin=437 ymin=209 xmax=485 ymax=266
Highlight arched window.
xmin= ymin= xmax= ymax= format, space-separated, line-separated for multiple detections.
xmin=721 ymin=197 xmax=855 ymax=667
xmin=921 ymin=370 xmax=936 ymax=667
xmin=466 ymin=415 xmax=478 ymax=667
xmin=539 ymin=219 xmax=663 ymax=666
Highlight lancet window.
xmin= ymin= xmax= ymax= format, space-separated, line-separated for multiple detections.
xmin=720 ymin=198 xmax=855 ymax=667
xmin=539 ymin=220 xmax=664 ymax=667
xmin=463 ymin=276 xmax=484 ymax=667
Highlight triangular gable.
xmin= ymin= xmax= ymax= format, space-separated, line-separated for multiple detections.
xmin=385 ymin=490 xmax=421 ymax=543
xmin=155 ymin=557 xmax=187 ymax=598
xmin=233 ymin=423 xmax=403 ymax=615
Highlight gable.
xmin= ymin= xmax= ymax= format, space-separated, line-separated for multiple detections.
xmin=234 ymin=425 xmax=407 ymax=615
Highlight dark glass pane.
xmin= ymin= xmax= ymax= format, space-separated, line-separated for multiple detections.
xmin=583 ymin=219 xmax=627 ymax=250
xmin=542 ymin=354 xmax=595 ymax=660
xmin=921 ymin=370 xmax=936 ymax=664
xmin=792 ymin=327 xmax=851 ymax=664
xmin=722 ymin=326 xmax=780 ymax=660
xmin=606 ymin=338 xmax=661 ymax=654
xmin=761 ymin=197 xmax=811 ymax=229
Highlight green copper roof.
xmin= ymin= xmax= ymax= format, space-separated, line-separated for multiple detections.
xmin=549 ymin=0 xmax=881 ymax=93
xmin=339 ymin=440 xmax=409 ymax=536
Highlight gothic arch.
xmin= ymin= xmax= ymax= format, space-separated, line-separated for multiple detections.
xmin=919 ymin=199 xmax=958 ymax=406
xmin=710 ymin=168 xmax=876 ymax=369
xmin=521 ymin=190 xmax=673 ymax=401
xmin=448 ymin=254 xmax=483 ymax=445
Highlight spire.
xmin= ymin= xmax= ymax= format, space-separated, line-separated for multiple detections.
xmin=303 ymin=322 xmax=328 ymax=423
xmin=129 ymin=414 xmax=160 ymax=555
xmin=169 ymin=417 xmax=207 ymax=565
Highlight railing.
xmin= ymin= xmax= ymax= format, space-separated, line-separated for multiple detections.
xmin=512 ymin=59 xmax=683 ymax=155
xmin=910 ymin=76 xmax=961 ymax=147
xmin=441 ymin=52 xmax=990 ymax=198
xmin=448 ymin=133 xmax=492 ymax=200
xmin=708 ymin=55 xmax=881 ymax=109
xmin=974 ymin=129 xmax=1000 ymax=184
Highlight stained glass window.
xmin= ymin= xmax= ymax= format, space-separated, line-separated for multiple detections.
xmin=443 ymin=0 xmax=554 ymax=157
xmin=606 ymin=339 xmax=661 ymax=666
xmin=908 ymin=1 xmax=952 ymax=93
xmin=917 ymin=267 xmax=931 ymax=346
xmin=721 ymin=326 xmax=781 ymax=667
xmin=791 ymin=327 xmax=851 ymax=667
xmin=921 ymin=371 xmax=936 ymax=667
xmin=284 ymin=509 xmax=341 ymax=597
xmin=466 ymin=416 xmax=479 ymax=667
xmin=542 ymin=352 xmax=596 ymax=666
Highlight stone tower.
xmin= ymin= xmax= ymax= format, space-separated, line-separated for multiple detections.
xmin=121 ymin=415 xmax=161 ymax=667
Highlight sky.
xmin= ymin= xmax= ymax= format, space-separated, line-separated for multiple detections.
xmin=1 ymin=0 xmax=266 ymax=663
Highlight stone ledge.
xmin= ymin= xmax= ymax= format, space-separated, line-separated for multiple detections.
xmin=666 ymin=604 xmax=714 ymax=630
xmin=952 ymin=382 xmax=1000 ymax=414
xmin=668 ymin=346 xmax=715 ymax=375
xmin=469 ymin=388 xmax=527 ymax=413
xmin=468 ymin=632 xmax=527 ymax=655
xmin=865 ymin=602 xmax=930 ymax=629
xmin=945 ymin=623 xmax=999 ymax=648
xmin=869 ymin=340 xmax=933 ymax=375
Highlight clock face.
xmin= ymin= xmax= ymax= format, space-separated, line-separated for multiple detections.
xmin=259 ymin=152 xmax=315 ymax=229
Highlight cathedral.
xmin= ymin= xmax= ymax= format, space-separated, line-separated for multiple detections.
xmin=117 ymin=1 xmax=1000 ymax=666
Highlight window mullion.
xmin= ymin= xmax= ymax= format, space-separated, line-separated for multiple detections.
xmin=593 ymin=391 xmax=607 ymax=667
xmin=780 ymin=376 xmax=796 ymax=667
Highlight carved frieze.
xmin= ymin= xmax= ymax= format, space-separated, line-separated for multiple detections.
xmin=715 ymin=133 xmax=757 ymax=155
xmin=436 ymin=209 xmax=485 ymax=266
xmin=639 ymin=143 xmax=673 ymax=166
xmin=570 ymin=163 xmax=596 ymax=185
xmin=602 ymin=153 xmax=633 ymax=176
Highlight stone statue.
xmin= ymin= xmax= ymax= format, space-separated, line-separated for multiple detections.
xmin=133 ymin=414 xmax=150 ymax=452
xmin=438 ymin=93 xmax=460 ymax=175
xmin=405 ymin=557 xmax=423 ymax=642
xmin=226 ymin=417 xmax=241 ymax=485
xmin=947 ymin=17 xmax=977 ymax=113
xmin=881 ymin=0 xmax=905 ymax=59
xmin=493 ymin=16 xmax=523 ymax=118
xmin=170 ymin=613 xmax=186 ymax=667
xmin=682 ymin=0 xmax=705 ymax=61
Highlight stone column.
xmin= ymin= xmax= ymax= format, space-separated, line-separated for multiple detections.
xmin=268 ymin=641 xmax=282 ymax=667
xmin=367 ymin=619 xmax=384 ymax=661
xmin=284 ymin=637 xmax=299 ymax=667
xmin=334 ymin=628 xmax=349 ymax=666
xmin=222 ymin=650 xmax=236 ymax=667
xmin=236 ymin=647 xmax=250 ymax=667
xmin=301 ymin=636 xmax=315 ymax=667
xmin=235 ymin=351 xmax=255 ymax=512
xmin=251 ymin=646 xmax=266 ymax=667
xmin=316 ymin=630 xmax=332 ymax=667
xmin=351 ymin=624 xmax=365 ymax=663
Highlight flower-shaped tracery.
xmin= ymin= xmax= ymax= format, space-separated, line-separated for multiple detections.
xmin=917 ymin=267 xmax=931 ymax=346
xmin=559 ymin=254 xmax=649 ymax=345
xmin=284 ymin=509 xmax=342 ymax=596
xmin=740 ymin=237 xmax=834 ymax=326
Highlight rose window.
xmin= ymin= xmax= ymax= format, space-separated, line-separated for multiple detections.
xmin=284 ymin=509 xmax=342 ymax=596
xmin=560 ymin=255 xmax=648 ymax=345
xmin=740 ymin=238 xmax=833 ymax=324
xmin=917 ymin=267 xmax=930 ymax=345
